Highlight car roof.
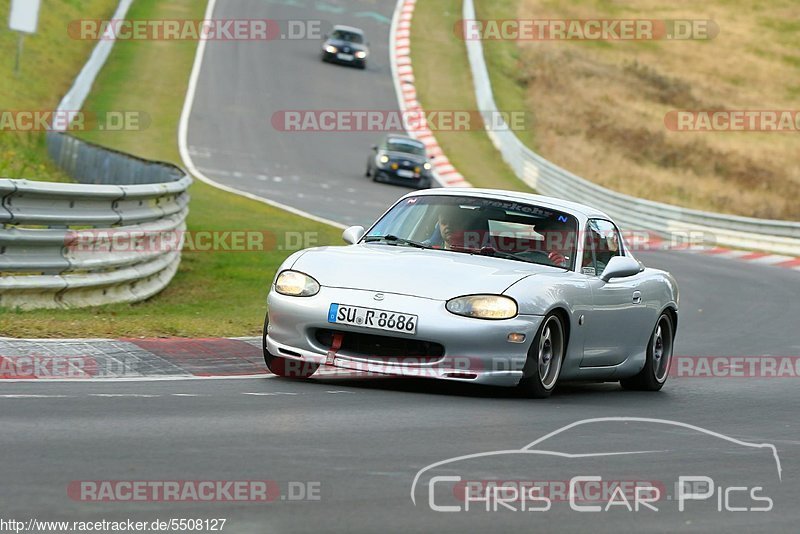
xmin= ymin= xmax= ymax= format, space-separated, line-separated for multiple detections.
xmin=384 ymin=135 xmax=423 ymax=145
xmin=406 ymin=188 xmax=612 ymax=220
xmin=331 ymin=25 xmax=365 ymax=35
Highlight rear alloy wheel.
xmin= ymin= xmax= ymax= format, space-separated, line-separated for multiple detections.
xmin=262 ymin=316 xmax=319 ymax=379
xmin=518 ymin=314 xmax=565 ymax=398
xmin=620 ymin=313 xmax=674 ymax=391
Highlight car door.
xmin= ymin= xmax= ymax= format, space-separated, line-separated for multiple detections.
xmin=579 ymin=219 xmax=647 ymax=368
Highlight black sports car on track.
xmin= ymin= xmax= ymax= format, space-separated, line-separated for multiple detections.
xmin=321 ymin=25 xmax=369 ymax=69
xmin=365 ymin=135 xmax=433 ymax=189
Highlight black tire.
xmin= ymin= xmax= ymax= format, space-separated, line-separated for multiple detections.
xmin=365 ymin=163 xmax=371 ymax=177
xmin=262 ymin=315 xmax=319 ymax=378
xmin=518 ymin=313 xmax=566 ymax=398
xmin=620 ymin=312 xmax=674 ymax=391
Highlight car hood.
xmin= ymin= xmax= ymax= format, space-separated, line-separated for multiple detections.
xmin=291 ymin=244 xmax=553 ymax=300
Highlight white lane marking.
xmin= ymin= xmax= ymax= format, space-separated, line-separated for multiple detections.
xmin=0 ymin=374 xmax=276 ymax=383
xmin=177 ymin=0 xmax=346 ymax=230
xmin=89 ymin=393 xmax=160 ymax=398
xmin=188 ymin=146 xmax=211 ymax=158
xmin=171 ymin=393 xmax=201 ymax=397
xmin=0 ymin=394 xmax=73 ymax=399
xmin=242 ymin=391 xmax=298 ymax=396
xmin=197 ymin=167 xmax=231 ymax=176
xmin=325 ymin=390 xmax=354 ymax=394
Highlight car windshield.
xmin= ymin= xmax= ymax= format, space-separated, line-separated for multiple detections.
xmin=331 ymin=30 xmax=364 ymax=43
xmin=365 ymin=195 xmax=579 ymax=270
xmin=384 ymin=138 xmax=426 ymax=156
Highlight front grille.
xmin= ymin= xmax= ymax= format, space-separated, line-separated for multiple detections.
xmin=314 ymin=328 xmax=444 ymax=362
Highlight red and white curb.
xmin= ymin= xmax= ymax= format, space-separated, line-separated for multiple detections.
xmin=696 ymin=248 xmax=800 ymax=271
xmin=390 ymin=0 xmax=471 ymax=188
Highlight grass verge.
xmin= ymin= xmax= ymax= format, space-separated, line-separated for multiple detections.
xmin=1 ymin=0 xmax=343 ymax=338
xmin=0 ymin=0 xmax=120 ymax=181
xmin=410 ymin=0 xmax=527 ymax=192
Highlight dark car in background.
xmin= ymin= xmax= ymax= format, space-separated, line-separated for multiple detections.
xmin=366 ymin=135 xmax=433 ymax=189
xmin=321 ymin=25 xmax=369 ymax=69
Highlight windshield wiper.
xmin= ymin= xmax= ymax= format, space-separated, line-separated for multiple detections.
xmin=363 ymin=235 xmax=432 ymax=249
xmin=450 ymin=246 xmax=526 ymax=263
xmin=453 ymin=246 xmax=566 ymax=268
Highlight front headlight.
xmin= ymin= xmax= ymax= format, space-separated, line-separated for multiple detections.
xmin=275 ymin=270 xmax=320 ymax=297
xmin=446 ymin=295 xmax=518 ymax=320
xmin=378 ymin=155 xmax=390 ymax=165
xmin=324 ymin=45 xmax=338 ymax=53
xmin=355 ymin=50 xmax=368 ymax=59
xmin=423 ymin=162 xmax=432 ymax=171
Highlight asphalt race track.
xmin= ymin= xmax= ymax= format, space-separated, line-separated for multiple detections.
xmin=184 ymin=0 xmax=413 ymax=227
xmin=2 ymin=0 xmax=800 ymax=532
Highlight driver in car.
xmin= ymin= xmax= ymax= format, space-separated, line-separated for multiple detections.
xmin=426 ymin=206 xmax=478 ymax=250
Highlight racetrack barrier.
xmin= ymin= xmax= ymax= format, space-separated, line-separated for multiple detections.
xmin=0 ymin=133 xmax=191 ymax=310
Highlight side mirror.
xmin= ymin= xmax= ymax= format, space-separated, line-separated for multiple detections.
xmin=323 ymin=33 xmax=328 ymax=39
xmin=371 ymin=144 xmax=378 ymax=151
xmin=600 ymin=256 xmax=642 ymax=282
xmin=342 ymin=225 xmax=365 ymax=245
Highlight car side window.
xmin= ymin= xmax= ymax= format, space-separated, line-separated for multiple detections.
xmin=582 ymin=219 xmax=622 ymax=277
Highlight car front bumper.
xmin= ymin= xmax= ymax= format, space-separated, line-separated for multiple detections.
xmin=373 ymin=169 xmax=432 ymax=189
xmin=322 ymin=51 xmax=366 ymax=67
xmin=266 ymin=286 xmax=544 ymax=387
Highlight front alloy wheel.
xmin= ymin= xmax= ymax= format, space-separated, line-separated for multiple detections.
xmin=518 ymin=314 xmax=565 ymax=398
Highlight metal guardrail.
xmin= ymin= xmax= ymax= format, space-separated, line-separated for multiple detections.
xmin=0 ymin=0 xmax=191 ymax=310
xmin=462 ymin=0 xmax=800 ymax=256
xmin=0 ymin=133 xmax=191 ymax=310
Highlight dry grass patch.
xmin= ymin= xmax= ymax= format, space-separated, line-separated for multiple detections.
xmin=479 ymin=0 xmax=800 ymax=219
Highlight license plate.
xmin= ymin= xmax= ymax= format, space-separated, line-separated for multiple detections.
xmin=337 ymin=53 xmax=354 ymax=61
xmin=328 ymin=304 xmax=417 ymax=335
xmin=396 ymin=169 xmax=416 ymax=178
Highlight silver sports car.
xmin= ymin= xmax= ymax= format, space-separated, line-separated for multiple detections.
xmin=263 ymin=189 xmax=678 ymax=397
